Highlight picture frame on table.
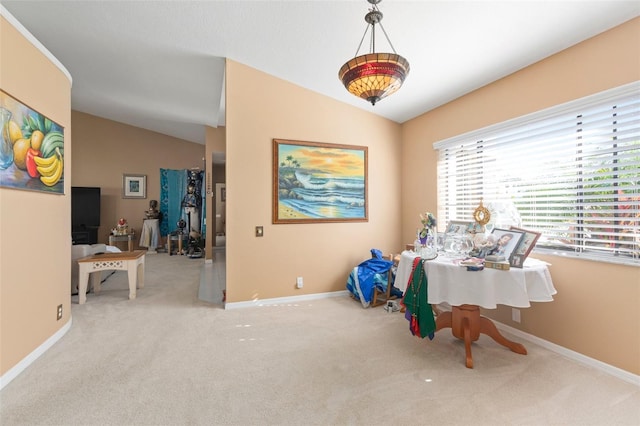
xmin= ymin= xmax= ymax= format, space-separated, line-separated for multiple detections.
xmin=122 ymin=174 xmax=146 ymax=199
xmin=489 ymin=228 xmax=525 ymax=266
xmin=466 ymin=222 xmax=485 ymax=234
xmin=445 ymin=220 xmax=472 ymax=235
xmin=509 ymin=226 xmax=542 ymax=268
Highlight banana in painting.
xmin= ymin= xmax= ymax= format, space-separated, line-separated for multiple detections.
xmin=0 ymin=90 xmax=65 ymax=194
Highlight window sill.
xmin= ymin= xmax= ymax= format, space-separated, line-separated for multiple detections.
xmin=534 ymin=248 xmax=640 ymax=267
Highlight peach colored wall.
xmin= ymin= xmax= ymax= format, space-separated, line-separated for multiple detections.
xmin=225 ymin=60 xmax=402 ymax=303
xmin=71 ymin=111 xmax=205 ymax=247
xmin=402 ymin=17 xmax=640 ymax=374
xmin=1 ymin=15 xmax=72 ymax=376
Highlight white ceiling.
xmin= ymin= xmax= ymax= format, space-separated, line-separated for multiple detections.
xmin=2 ymin=1 xmax=639 ymax=146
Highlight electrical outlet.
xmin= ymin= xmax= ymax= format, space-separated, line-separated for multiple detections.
xmin=296 ymin=277 xmax=303 ymax=289
xmin=512 ymin=308 xmax=521 ymax=323
xmin=255 ymin=226 xmax=264 ymax=237
xmin=57 ymin=304 xmax=63 ymax=321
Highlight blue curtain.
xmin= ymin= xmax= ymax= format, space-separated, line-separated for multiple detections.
xmin=160 ymin=169 xmax=186 ymax=236
xmin=159 ymin=169 xmax=206 ymax=237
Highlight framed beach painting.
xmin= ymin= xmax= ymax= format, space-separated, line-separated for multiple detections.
xmin=273 ymin=139 xmax=368 ymax=224
xmin=0 ymin=90 xmax=65 ymax=194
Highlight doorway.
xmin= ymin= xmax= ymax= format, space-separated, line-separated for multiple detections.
xmin=214 ymin=183 xmax=226 ymax=246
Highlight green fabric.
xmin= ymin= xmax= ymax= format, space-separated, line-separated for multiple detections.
xmin=402 ymin=260 xmax=436 ymax=339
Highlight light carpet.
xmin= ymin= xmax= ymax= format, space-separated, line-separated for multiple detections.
xmin=1 ymin=254 xmax=638 ymax=425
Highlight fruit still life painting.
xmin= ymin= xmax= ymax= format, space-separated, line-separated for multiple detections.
xmin=1 ymin=90 xmax=64 ymax=194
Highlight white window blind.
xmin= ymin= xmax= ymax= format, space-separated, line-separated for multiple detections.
xmin=435 ymin=82 xmax=640 ymax=264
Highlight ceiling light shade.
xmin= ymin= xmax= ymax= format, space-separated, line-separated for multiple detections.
xmin=339 ymin=0 xmax=410 ymax=106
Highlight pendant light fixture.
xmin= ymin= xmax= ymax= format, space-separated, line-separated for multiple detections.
xmin=338 ymin=0 xmax=410 ymax=106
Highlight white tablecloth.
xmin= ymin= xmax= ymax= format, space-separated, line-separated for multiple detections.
xmin=140 ymin=219 xmax=160 ymax=249
xmin=394 ymin=251 xmax=421 ymax=294
xmin=395 ymin=251 xmax=556 ymax=309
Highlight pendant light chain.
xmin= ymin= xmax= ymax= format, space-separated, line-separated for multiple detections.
xmin=354 ymin=24 xmax=371 ymax=57
xmin=378 ymin=22 xmax=397 ymax=54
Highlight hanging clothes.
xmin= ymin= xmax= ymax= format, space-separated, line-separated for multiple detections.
xmin=401 ymin=258 xmax=436 ymax=340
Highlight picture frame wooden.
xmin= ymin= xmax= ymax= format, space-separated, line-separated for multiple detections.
xmin=509 ymin=226 xmax=542 ymax=268
xmin=273 ymin=139 xmax=368 ymax=224
xmin=489 ymin=227 xmax=525 ymax=266
xmin=445 ymin=220 xmax=473 ymax=235
xmin=122 ymin=174 xmax=146 ymax=199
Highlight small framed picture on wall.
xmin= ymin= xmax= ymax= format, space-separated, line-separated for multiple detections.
xmin=122 ymin=174 xmax=146 ymax=199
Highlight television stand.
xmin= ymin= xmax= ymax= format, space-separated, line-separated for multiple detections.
xmin=72 ymin=227 xmax=98 ymax=245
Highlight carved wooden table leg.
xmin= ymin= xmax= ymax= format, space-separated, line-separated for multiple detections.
xmin=434 ymin=304 xmax=526 ymax=368
xmin=451 ymin=305 xmax=480 ymax=368
xmin=479 ymin=316 xmax=527 ymax=355
xmin=462 ymin=316 xmax=473 ymax=368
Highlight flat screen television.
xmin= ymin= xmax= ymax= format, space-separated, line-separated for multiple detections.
xmin=71 ymin=186 xmax=101 ymax=229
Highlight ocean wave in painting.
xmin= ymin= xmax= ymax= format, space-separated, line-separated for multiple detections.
xmin=283 ymin=171 xmax=365 ymax=218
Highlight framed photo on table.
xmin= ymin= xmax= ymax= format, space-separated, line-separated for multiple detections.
xmin=445 ymin=220 xmax=472 ymax=235
xmin=122 ymin=174 xmax=146 ymax=199
xmin=509 ymin=227 xmax=542 ymax=268
xmin=489 ymin=228 xmax=525 ymax=265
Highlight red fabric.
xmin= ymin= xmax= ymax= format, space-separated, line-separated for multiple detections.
xmin=410 ymin=315 xmax=420 ymax=336
xmin=400 ymin=257 xmax=422 ymax=310
xmin=403 ymin=257 xmax=423 ymax=336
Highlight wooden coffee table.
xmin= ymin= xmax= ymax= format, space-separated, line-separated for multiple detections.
xmin=77 ymin=250 xmax=146 ymax=304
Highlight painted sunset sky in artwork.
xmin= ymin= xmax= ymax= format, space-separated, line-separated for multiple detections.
xmin=278 ymin=144 xmax=365 ymax=177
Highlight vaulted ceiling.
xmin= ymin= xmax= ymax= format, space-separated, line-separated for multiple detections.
xmin=3 ymin=1 xmax=638 ymax=145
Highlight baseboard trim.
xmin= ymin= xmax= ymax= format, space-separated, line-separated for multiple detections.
xmin=493 ymin=320 xmax=640 ymax=387
xmin=224 ymin=290 xmax=349 ymax=310
xmin=0 ymin=316 xmax=73 ymax=391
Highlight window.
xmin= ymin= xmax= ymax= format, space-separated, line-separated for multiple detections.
xmin=435 ymin=82 xmax=640 ymax=264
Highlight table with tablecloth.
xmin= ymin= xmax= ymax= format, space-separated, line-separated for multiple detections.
xmin=394 ymin=250 xmax=557 ymax=367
